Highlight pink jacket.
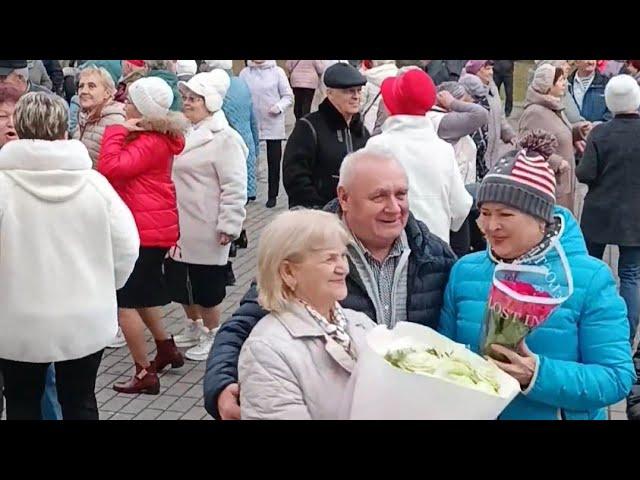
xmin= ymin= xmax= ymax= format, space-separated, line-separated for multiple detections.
xmin=286 ymin=60 xmax=326 ymax=89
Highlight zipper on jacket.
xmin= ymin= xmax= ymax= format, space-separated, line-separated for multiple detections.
xmin=345 ymin=127 xmax=354 ymax=153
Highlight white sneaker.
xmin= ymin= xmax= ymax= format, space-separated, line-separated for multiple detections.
xmin=107 ymin=327 xmax=127 ymax=349
xmin=185 ymin=327 xmax=219 ymax=361
xmin=174 ymin=319 xmax=204 ymax=348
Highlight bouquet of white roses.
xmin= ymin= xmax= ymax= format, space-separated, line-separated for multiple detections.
xmin=348 ymin=322 xmax=521 ymax=419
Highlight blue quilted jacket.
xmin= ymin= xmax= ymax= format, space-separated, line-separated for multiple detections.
xmin=438 ymin=206 xmax=635 ymax=420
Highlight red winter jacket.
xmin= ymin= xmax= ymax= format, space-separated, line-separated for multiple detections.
xmin=98 ymin=116 xmax=187 ymax=247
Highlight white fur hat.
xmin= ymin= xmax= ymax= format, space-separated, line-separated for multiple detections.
xmin=178 ymin=72 xmax=228 ymax=113
xmin=204 ymin=60 xmax=233 ymax=71
xmin=605 ymin=74 xmax=640 ymax=114
xmin=176 ymin=60 xmax=198 ymax=78
xmin=128 ymin=76 xmax=173 ymax=117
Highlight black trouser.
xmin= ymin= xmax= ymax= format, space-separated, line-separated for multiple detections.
xmin=493 ymin=69 xmax=514 ymax=117
xmin=0 ymin=349 xmax=103 ymax=420
xmin=293 ymin=87 xmax=315 ymax=120
xmin=449 ymin=217 xmax=471 ymax=258
xmin=266 ymin=140 xmax=282 ymax=200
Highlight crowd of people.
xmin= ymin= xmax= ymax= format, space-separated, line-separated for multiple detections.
xmin=0 ymin=58 xmax=639 ymax=421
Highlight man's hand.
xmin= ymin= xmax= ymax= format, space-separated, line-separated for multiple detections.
xmin=574 ymin=140 xmax=586 ymax=155
xmin=218 ymin=383 xmax=241 ymax=420
xmin=436 ymin=91 xmax=455 ymax=111
xmin=219 ymin=233 xmax=233 ymax=246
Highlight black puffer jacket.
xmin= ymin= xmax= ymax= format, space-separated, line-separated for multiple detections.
xmin=203 ymin=201 xmax=456 ymax=418
xmin=283 ymin=98 xmax=369 ymax=209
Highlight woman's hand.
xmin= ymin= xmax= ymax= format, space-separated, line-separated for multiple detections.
xmin=574 ymin=140 xmax=586 ymax=155
xmin=219 ymin=233 xmax=233 ymax=246
xmin=268 ymin=105 xmax=281 ymax=116
xmin=436 ymin=91 xmax=455 ymax=111
xmin=489 ymin=341 xmax=537 ymax=388
xmin=123 ymin=118 xmax=144 ymax=132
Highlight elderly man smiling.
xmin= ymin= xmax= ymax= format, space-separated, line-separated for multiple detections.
xmin=205 ymin=143 xmax=458 ymax=419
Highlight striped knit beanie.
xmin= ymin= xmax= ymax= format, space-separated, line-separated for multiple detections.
xmin=477 ymin=149 xmax=556 ymax=222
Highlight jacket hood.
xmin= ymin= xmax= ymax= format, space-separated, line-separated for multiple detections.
xmin=247 ymin=60 xmax=277 ymax=69
xmin=0 ymin=139 xmax=92 ymax=202
xmin=380 ymin=114 xmax=438 ymax=140
xmin=364 ymin=63 xmax=399 ymax=87
xmin=524 ymin=86 xmax=564 ymax=112
xmin=135 ymin=111 xmax=189 ymax=152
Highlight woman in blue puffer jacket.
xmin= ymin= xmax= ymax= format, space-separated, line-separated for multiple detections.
xmin=438 ymin=131 xmax=634 ymax=420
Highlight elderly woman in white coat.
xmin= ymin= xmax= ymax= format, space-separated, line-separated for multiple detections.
xmin=165 ymin=71 xmax=248 ymax=362
xmin=239 ymin=60 xmax=293 ymax=208
xmin=238 ymin=210 xmax=375 ymax=420
xmin=0 ymin=92 xmax=139 ymax=420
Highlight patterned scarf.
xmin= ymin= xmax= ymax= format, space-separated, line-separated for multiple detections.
xmin=300 ymin=300 xmax=355 ymax=360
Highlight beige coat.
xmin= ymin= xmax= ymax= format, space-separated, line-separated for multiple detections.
xmin=73 ymin=101 xmax=126 ymax=167
xmin=518 ymin=87 xmax=587 ymax=212
xmin=238 ymin=303 xmax=375 ymax=420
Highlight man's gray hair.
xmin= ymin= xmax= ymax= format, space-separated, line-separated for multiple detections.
xmin=14 ymin=92 xmax=68 ymax=141
xmin=11 ymin=67 xmax=29 ymax=82
xmin=338 ymin=143 xmax=407 ymax=188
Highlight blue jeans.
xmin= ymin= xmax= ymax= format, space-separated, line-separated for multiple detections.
xmin=41 ymin=364 xmax=62 ymax=420
xmin=586 ymin=242 xmax=640 ymax=344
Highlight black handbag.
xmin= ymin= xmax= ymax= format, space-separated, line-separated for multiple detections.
xmin=234 ymin=229 xmax=248 ymax=249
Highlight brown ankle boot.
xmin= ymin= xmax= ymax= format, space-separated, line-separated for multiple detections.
xmin=113 ymin=363 xmax=160 ymax=395
xmin=153 ymin=336 xmax=185 ymax=372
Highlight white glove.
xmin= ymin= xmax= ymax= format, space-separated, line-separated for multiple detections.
xmin=269 ymin=105 xmax=281 ymax=115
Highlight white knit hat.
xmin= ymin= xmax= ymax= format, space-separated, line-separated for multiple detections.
xmin=128 ymin=77 xmax=173 ymax=117
xmin=204 ymin=60 xmax=233 ymax=71
xmin=176 ymin=60 xmax=197 ymax=78
xmin=178 ymin=72 xmax=227 ymax=113
xmin=605 ymin=74 xmax=640 ymax=114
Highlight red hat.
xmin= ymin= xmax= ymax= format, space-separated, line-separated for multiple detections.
xmin=125 ymin=60 xmax=145 ymax=68
xmin=380 ymin=69 xmax=436 ymax=116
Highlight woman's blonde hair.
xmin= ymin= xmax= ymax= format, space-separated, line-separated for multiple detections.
xmin=14 ymin=92 xmax=68 ymax=141
xmin=78 ymin=66 xmax=117 ymax=96
xmin=257 ymin=209 xmax=351 ymax=313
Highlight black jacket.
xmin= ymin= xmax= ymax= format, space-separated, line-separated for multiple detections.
xmin=283 ymin=98 xmax=369 ymax=209
xmin=42 ymin=60 xmax=64 ymax=96
xmin=203 ymin=201 xmax=457 ymax=418
xmin=576 ymin=113 xmax=640 ymax=246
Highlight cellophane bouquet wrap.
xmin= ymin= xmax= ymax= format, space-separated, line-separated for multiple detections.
xmin=481 ymin=242 xmax=574 ymax=361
